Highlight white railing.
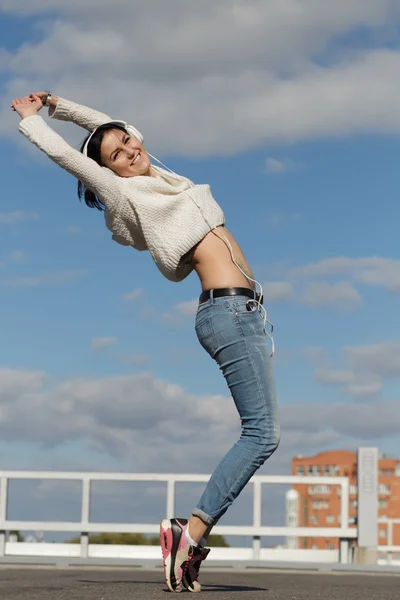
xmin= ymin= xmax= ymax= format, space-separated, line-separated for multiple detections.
xmin=378 ymin=518 xmax=400 ymax=562
xmin=0 ymin=471 xmax=355 ymax=564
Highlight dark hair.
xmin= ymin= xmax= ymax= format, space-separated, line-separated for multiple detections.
xmin=77 ymin=123 xmax=128 ymax=211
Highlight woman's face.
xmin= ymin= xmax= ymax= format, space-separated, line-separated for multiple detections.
xmin=100 ymin=129 xmax=151 ymax=177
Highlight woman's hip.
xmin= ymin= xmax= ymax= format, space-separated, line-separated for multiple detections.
xmin=195 ymin=294 xmax=278 ymax=418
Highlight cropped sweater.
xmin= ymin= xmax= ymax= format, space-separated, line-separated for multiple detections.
xmin=18 ymin=98 xmax=225 ymax=282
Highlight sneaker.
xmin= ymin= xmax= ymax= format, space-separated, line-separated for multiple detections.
xmin=160 ymin=517 xmax=192 ymax=593
xmin=182 ymin=546 xmax=211 ymax=593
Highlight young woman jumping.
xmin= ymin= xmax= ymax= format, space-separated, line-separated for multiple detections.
xmin=11 ymin=92 xmax=280 ymax=593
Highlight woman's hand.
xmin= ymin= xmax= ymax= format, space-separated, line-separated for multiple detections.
xmin=28 ymin=91 xmax=54 ymax=106
xmin=11 ymin=95 xmax=43 ymax=119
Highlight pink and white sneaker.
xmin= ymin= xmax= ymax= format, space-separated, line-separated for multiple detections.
xmin=160 ymin=518 xmax=204 ymax=593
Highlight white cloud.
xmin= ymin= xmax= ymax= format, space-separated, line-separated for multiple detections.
xmin=0 ymin=366 xmax=46 ymax=400
xmin=161 ymin=298 xmax=199 ymax=325
xmin=266 ymin=158 xmax=300 ymax=174
xmin=345 ymin=341 xmax=400 ymax=379
xmin=260 ymin=255 xmax=400 ymax=311
xmin=7 ymin=250 xmax=26 ymax=262
xmin=315 ymin=369 xmax=355 ymax=386
xmin=174 ymin=299 xmax=198 ymax=317
xmin=0 ymin=211 xmax=39 ymax=224
xmin=280 ymin=398 xmax=400 ymax=440
xmin=0 ymin=365 xmax=398 ymax=475
xmin=290 ymin=257 xmax=400 ymax=292
xmin=122 ymin=289 xmax=143 ymax=302
xmin=315 ymin=368 xmax=381 ymax=397
xmin=65 ymin=225 xmax=82 ymax=235
xmin=301 ymin=281 xmax=362 ymax=310
xmin=91 ymin=337 xmax=118 ymax=352
xmin=262 ymin=281 xmax=293 ymax=303
xmin=0 ymin=250 xmax=26 ymax=271
xmin=345 ymin=380 xmax=382 ymax=397
xmin=0 ymin=367 xmax=240 ymax=472
xmin=161 ymin=312 xmax=181 ymax=326
xmin=307 ymin=340 xmax=400 ymax=398
xmin=2 ymin=2 xmax=400 ymax=155
xmin=266 ymin=158 xmax=289 ymax=174
xmin=4 ymin=269 xmax=87 ymax=288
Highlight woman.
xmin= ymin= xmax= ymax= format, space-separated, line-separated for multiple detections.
xmin=11 ymin=92 xmax=280 ymax=593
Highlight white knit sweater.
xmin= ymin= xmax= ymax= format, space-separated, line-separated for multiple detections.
xmin=18 ymin=98 xmax=225 ymax=282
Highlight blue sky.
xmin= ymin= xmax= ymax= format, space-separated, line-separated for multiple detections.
xmin=0 ymin=1 xmax=400 ymax=534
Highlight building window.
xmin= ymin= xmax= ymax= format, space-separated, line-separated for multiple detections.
xmin=350 ymin=485 xmax=358 ymax=495
xmin=297 ymin=466 xmax=305 ymax=476
xmin=309 ymin=485 xmax=331 ymax=495
xmin=395 ymin=464 xmax=400 ymax=477
xmin=379 ymin=484 xmax=391 ymax=495
xmin=308 ymin=465 xmax=321 ymax=476
xmin=311 ymin=544 xmax=317 ymax=549
xmin=327 ymin=544 xmax=335 ymax=550
xmin=379 ymin=529 xmax=387 ymax=539
xmin=324 ymin=465 xmax=339 ymax=476
xmin=310 ymin=515 xmax=318 ymax=524
xmin=326 ymin=515 xmax=335 ymax=524
xmin=312 ymin=500 xmax=329 ymax=510
xmin=351 ymin=500 xmax=358 ymax=508
xmin=379 ymin=500 xmax=388 ymax=509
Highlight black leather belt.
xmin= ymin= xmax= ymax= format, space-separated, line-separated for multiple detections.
xmin=199 ymin=287 xmax=263 ymax=305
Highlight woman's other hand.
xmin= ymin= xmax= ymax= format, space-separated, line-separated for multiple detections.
xmin=11 ymin=95 xmax=43 ymax=119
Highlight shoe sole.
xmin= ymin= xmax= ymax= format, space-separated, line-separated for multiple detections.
xmin=183 ymin=578 xmax=202 ymax=593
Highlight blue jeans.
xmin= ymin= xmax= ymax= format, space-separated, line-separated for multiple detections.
xmin=192 ymin=294 xmax=280 ymax=526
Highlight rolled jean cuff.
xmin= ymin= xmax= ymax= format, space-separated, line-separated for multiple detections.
xmin=192 ymin=507 xmax=216 ymax=527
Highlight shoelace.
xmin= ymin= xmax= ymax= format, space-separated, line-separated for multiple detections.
xmin=182 ymin=549 xmax=197 ymax=574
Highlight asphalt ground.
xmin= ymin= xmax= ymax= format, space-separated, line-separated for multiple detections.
xmin=0 ymin=567 xmax=399 ymax=600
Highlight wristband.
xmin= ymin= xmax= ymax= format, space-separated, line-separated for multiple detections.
xmin=44 ymin=91 xmax=52 ymax=107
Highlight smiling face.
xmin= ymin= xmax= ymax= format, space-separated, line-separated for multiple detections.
xmin=100 ymin=128 xmax=151 ymax=177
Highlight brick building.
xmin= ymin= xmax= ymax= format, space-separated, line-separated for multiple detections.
xmin=291 ymin=450 xmax=400 ymax=549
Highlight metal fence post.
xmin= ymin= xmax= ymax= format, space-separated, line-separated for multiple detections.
xmin=252 ymin=480 xmax=262 ymax=560
xmin=166 ymin=479 xmax=175 ymax=519
xmin=80 ymin=477 xmax=91 ymax=559
xmin=0 ymin=477 xmax=7 ymax=556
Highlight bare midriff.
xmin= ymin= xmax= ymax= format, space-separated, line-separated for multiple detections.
xmin=191 ymin=226 xmax=255 ymax=292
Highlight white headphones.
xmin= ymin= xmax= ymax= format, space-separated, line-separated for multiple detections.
xmin=82 ymin=120 xmax=144 ymax=156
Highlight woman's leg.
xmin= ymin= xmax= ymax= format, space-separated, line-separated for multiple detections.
xmin=159 ymin=294 xmax=280 ymax=593
xmin=191 ymin=295 xmax=280 ymax=536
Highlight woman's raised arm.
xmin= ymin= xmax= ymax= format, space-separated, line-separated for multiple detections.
xmin=27 ymin=90 xmax=112 ymax=132
xmin=12 ymin=95 xmax=122 ymax=211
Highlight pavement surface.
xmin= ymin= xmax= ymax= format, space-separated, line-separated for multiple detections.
xmin=0 ymin=567 xmax=399 ymax=600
